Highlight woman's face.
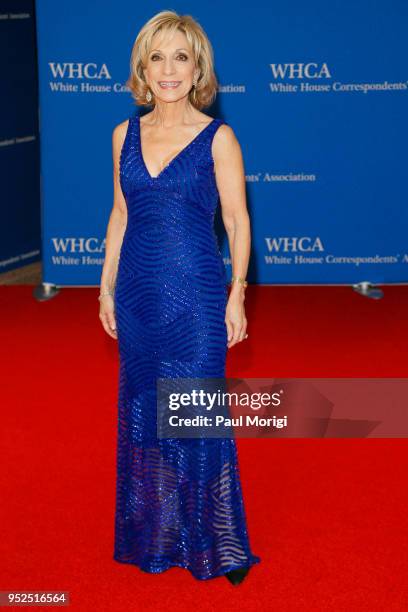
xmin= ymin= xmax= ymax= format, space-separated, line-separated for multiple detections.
xmin=143 ymin=30 xmax=198 ymax=104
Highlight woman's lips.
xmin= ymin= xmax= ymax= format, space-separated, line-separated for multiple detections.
xmin=158 ymin=81 xmax=181 ymax=89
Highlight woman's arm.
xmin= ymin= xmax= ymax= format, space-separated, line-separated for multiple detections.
xmin=98 ymin=120 xmax=128 ymax=339
xmin=213 ymin=124 xmax=251 ymax=348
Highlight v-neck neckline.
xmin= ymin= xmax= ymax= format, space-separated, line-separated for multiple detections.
xmin=137 ymin=115 xmax=216 ymax=180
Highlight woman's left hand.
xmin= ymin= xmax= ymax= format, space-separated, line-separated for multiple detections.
xmin=225 ymin=288 xmax=248 ymax=348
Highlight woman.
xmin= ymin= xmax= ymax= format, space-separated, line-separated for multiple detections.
xmin=99 ymin=10 xmax=261 ymax=584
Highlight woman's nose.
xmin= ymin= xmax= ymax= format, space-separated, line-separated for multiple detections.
xmin=162 ymin=59 xmax=177 ymax=75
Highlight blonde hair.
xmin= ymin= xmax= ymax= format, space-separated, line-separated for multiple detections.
xmin=126 ymin=10 xmax=218 ymax=110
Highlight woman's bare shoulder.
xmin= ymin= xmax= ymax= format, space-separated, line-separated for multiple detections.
xmin=113 ymin=118 xmax=130 ymax=142
xmin=112 ymin=119 xmax=130 ymax=166
xmin=213 ymin=121 xmax=239 ymax=150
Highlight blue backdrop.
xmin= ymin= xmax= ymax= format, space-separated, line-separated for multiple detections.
xmin=35 ymin=1 xmax=408 ymax=286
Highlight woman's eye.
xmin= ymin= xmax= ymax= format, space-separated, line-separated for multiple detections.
xmin=150 ymin=54 xmax=188 ymax=61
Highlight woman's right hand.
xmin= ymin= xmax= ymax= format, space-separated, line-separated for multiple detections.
xmin=99 ymin=295 xmax=118 ymax=339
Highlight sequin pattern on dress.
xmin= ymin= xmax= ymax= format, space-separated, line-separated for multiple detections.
xmin=113 ymin=113 xmax=261 ymax=580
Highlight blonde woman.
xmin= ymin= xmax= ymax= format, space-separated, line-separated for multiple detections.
xmin=99 ymin=10 xmax=261 ymax=585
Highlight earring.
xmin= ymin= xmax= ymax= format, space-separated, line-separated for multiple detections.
xmin=146 ymin=88 xmax=152 ymax=103
xmin=191 ymin=76 xmax=198 ymax=103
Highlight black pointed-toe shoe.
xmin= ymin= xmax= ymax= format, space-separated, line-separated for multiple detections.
xmin=225 ymin=566 xmax=250 ymax=586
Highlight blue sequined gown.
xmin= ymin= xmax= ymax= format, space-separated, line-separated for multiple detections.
xmin=113 ymin=113 xmax=261 ymax=580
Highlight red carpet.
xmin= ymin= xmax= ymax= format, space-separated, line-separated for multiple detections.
xmin=1 ymin=285 xmax=407 ymax=611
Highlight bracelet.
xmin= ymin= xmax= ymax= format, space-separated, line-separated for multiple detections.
xmin=98 ymin=291 xmax=114 ymax=301
xmin=230 ymin=276 xmax=248 ymax=288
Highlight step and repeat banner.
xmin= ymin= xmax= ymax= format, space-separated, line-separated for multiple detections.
xmin=35 ymin=1 xmax=408 ymax=286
